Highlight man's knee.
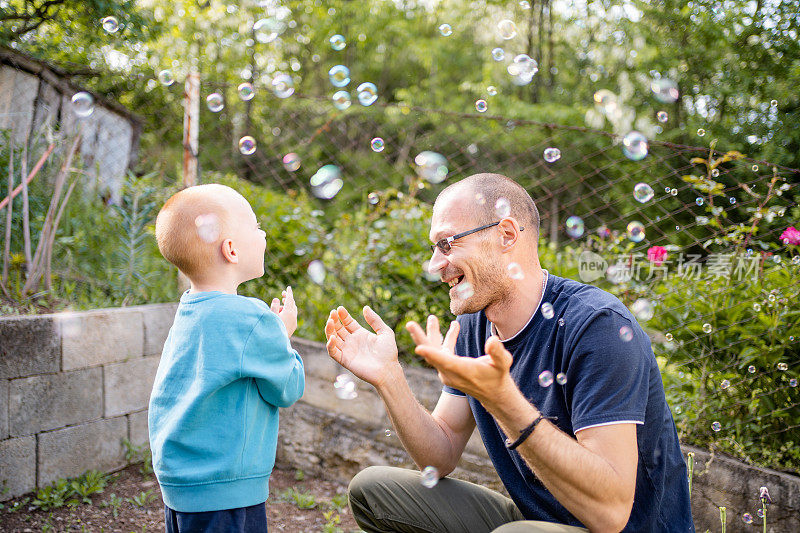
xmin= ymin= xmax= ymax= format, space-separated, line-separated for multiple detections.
xmin=348 ymin=465 xmax=394 ymax=508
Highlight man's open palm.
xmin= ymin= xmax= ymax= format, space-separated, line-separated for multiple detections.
xmin=325 ymin=306 xmax=399 ymax=388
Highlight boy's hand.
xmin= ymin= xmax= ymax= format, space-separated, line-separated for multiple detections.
xmin=271 ymin=286 xmax=297 ymax=337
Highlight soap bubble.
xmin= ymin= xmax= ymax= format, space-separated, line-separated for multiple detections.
xmin=619 ymin=326 xmax=634 ymax=342
xmin=593 ymin=89 xmax=617 ymax=109
xmin=753 ymin=303 xmax=761 ymax=312
xmin=634 ymin=183 xmax=654 ymax=203
xmin=697 ymin=128 xmax=706 ymax=137
xmin=487 ymin=86 xmax=498 ymax=96
xmin=565 ymin=216 xmax=584 ymax=238
xmin=474 ymin=193 xmax=486 ymax=205
xmin=695 ymin=197 xmax=704 ymax=206
xmin=777 ymin=362 xmax=788 ymax=371
xmin=657 ymin=111 xmax=668 ymax=123
xmin=622 ymin=131 xmax=648 ymax=161
xmin=195 ymin=214 xmax=221 ymax=243
xmin=253 ymin=17 xmax=286 ymax=43
xmin=334 ymin=373 xmax=357 ymax=400
xmin=475 ymin=99 xmax=488 ymax=112
xmin=790 ymin=379 xmax=798 ymax=387
xmin=665 ymin=333 xmax=673 ymax=342
xmin=751 ymin=164 xmax=758 ymax=172
xmin=206 ymin=93 xmax=224 ymax=112
xmin=491 ymin=47 xmax=505 ymax=61
xmin=368 ymin=192 xmax=379 ymax=205
xmin=702 ymin=323 xmax=713 ymax=334
xmin=507 ymin=262 xmax=524 ymax=280
xmin=742 ymin=514 xmax=753 ymax=524
xmin=415 ymin=151 xmax=448 ymax=183
xmin=711 ymin=421 xmax=721 ymax=432
xmin=272 ymin=74 xmax=295 ymax=98
xmin=543 ymin=147 xmax=561 ymax=163
xmin=556 ymin=373 xmax=567 ymax=385
xmin=632 ymin=299 xmax=654 ymax=321
xmin=748 ymin=365 xmax=756 ymax=373
xmin=650 ymin=78 xmax=679 ymax=103
xmin=538 ymin=370 xmax=554 ymax=387
xmin=541 ymin=302 xmax=554 ymax=319
xmin=439 ymin=23 xmax=452 ymax=36
xmin=237 ymin=82 xmax=255 ymax=101
xmin=670 ymin=188 xmax=678 ymax=196
xmin=101 ymin=16 xmax=119 ymax=33
xmin=357 ymin=82 xmax=378 ymax=106
xmin=421 ymin=466 xmax=439 ymax=488
xmin=332 ymin=90 xmax=351 ymax=110
xmin=455 ymin=281 xmax=474 ymax=299
xmin=308 ymin=260 xmax=326 ymax=284
xmin=720 ymin=379 xmax=730 ymax=390
xmin=370 ymin=137 xmax=385 ymax=152
xmin=310 ymin=165 xmax=344 ymax=199
xmin=495 ymin=197 xmax=511 ymax=217
xmin=770 ymin=99 xmax=778 ymax=107
xmin=158 ymin=69 xmax=175 ymax=86
xmin=329 ymin=34 xmax=346 ymax=50
xmin=71 ymin=92 xmax=95 ymax=118
xmin=498 ymin=19 xmax=517 ymax=39
xmin=626 ymin=221 xmax=646 ymax=242
xmin=328 ymin=65 xmax=350 ymax=87
xmin=282 ymin=153 xmax=301 ymax=172
xmin=508 ymin=54 xmax=537 ymax=85
xmin=238 ymin=136 xmax=257 ymax=155
xmin=384 ymin=429 xmax=392 ymax=437
xmin=711 ymin=168 xmax=720 ymax=178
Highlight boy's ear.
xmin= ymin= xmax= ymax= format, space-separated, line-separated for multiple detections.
xmin=221 ymin=238 xmax=239 ymax=264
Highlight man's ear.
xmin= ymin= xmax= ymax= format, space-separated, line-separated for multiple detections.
xmin=498 ymin=218 xmax=521 ymax=251
xmin=221 ymin=238 xmax=239 ymax=264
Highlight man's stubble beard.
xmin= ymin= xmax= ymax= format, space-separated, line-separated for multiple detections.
xmin=449 ymin=251 xmax=512 ymax=316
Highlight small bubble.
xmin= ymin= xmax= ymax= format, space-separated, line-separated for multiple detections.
xmin=370 ymin=137 xmax=385 ymax=152
xmin=619 ymin=326 xmax=634 ymax=342
xmin=711 ymin=168 xmax=720 ymax=178
xmin=368 ymin=192 xmax=379 ymax=205
xmin=695 ymin=197 xmax=704 ymax=206
xmin=702 ymin=323 xmax=713 ymax=334
xmin=626 ymin=221 xmax=646 ymax=242
xmin=507 ymin=262 xmax=524 ymax=280
xmin=789 ymin=378 xmax=797 ymax=387
xmin=632 ymin=299 xmax=654 ymax=321
xmin=475 ymin=99 xmax=488 ymax=113
xmin=621 ymin=131 xmax=649 ymax=160
xmin=720 ymin=379 xmax=730 ymax=390
xmin=101 ymin=16 xmax=119 ymax=33
xmin=634 ymin=183 xmax=654 ymax=203
xmin=756 ymin=509 xmax=764 ymax=518
xmin=332 ymin=90 xmax=352 ymax=110
xmin=238 ymin=135 xmax=257 ymax=155
xmin=328 ymin=64 xmax=351 ymax=87
xmin=520 ymin=0 xmax=531 ymax=8
xmin=748 ymin=365 xmax=756 ymax=374
xmin=455 ymin=282 xmax=474 ymax=299
xmin=792 ymin=256 xmax=800 ymax=265
xmin=770 ymin=99 xmax=778 ymax=107
xmin=541 ymin=302 xmax=554 ymax=319
xmin=565 ymin=216 xmax=585 ymax=238
xmin=752 ymin=303 xmax=761 ymax=312
xmin=491 ymin=47 xmax=505 ymax=61
xmin=272 ymin=73 xmax=295 ymax=98
xmin=768 ymin=294 xmax=776 ymax=303
xmin=543 ymin=147 xmax=561 ymax=163
xmin=467 ymin=143 xmax=479 ymax=154
xmin=487 ymin=86 xmax=498 ymax=96
xmin=656 ymin=110 xmax=668 ymax=123
xmin=752 ymin=164 xmax=759 ymax=172
xmin=538 ymin=371 xmax=554 ymax=387
xmin=439 ymin=23 xmax=452 ymax=36
xmin=283 ymin=153 xmax=301 ymax=172
xmin=474 ymin=193 xmax=486 ymax=205
xmin=71 ymin=92 xmax=95 ymax=118
xmin=697 ymin=128 xmax=705 ymax=137
xmin=665 ymin=333 xmax=673 ymax=341
xmin=329 ymin=34 xmax=346 ymax=50
xmin=421 ymin=466 xmax=439 ymax=488
xmin=556 ymin=372 xmax=567 ymax=385
xmin=206 ymin=93 xmax=224 ymax=112
xmin=357 ymin=82 xmax=379 ymax=106
xmin=415 ymin=151 xmax=448 ymax=183
xmin=729 ymin=197 xmax=736 ymax=204
xmin=237 ymin=82 xmax=255 ymax=101
xmin=498 ymin=19 xmax=517 ymax=39
xmin=742 ymin=513 xmax=753 ymax=524
xmin=777 ymin=362 xmax=788 ymax=371
xmin=670 ymin=188 xmax=678 ymax=196
xmin=384 ymin=429 xmax=392 ymax=437
xmin=558 ymin=318 xmax=565 ymax=327
xmin=495 ymin=197 xmax=511 ymax=218
xmin=711 ymin=421 xmax=721 ymax=432
xmin=158 ymin=69 xmax=175 ymax=86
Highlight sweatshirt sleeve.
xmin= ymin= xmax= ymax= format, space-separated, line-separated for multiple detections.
xmin=240 ymin=311 xmax=305 ymax=408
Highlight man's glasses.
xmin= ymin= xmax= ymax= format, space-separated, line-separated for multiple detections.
xmin=430 ymin=221 xmax=524 ymax=254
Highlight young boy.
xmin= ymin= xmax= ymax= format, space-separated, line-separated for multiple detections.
xmin=149 ymin=184 xmax=305 ymax=532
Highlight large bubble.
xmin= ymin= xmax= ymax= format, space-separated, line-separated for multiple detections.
xmin=332 ymin=90 xmax=352 ymax=110
xmin=626 ymin=220 xmax=646 ymax=242
xmin=415 ymin=151 xmax=448 ymax=183
xmin=101 ymin=16 xmax=119 ymax=33
xmin=310 ymin=165 xmax=344 ymax=199
xmin=71 ymin=92 xmax=95 ymax=118
xmin=238 ymin=136 xmax=256 ymax=155
xmin=328 ymin=65 xmax=350 ymax=87
xmin=622 ymin=131 xmax=649 ymax=161
xmin=357 ymin=82 xmax=378 ymax=106
xmin=206 ymin=93 xmax=224 ymax=112
xmin=634 ymin=183 xmax=654 ymax=203
xmin=498 ymin=19 xmax=517 ymax=39
xmin=329 ymin=34 xmax=346 ymax=51
xmin=237 ymin=82 xmax=255 ymax=101
xmin=272 ymin=73 xmax=295 ymax=98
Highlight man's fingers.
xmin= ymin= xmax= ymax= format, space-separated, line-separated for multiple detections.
xmin=426 ymin=315 xmax=442 ymax=345
xmin=405 ymin=321 xmax=426 ymax=346
xmin=414 ymin=344 xmax=456 ymax=370
xmin=485 ymin=336 xmax=513 ymax=371
xmin=335 ymin=306 xmax=363 ymax=334
xmin=443 ymin=321 xmax=460 ymax=352
xmin=363 ymin=305 xmax=391 ymax=335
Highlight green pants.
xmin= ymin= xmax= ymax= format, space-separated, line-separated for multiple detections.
xmin=348 ymin=466 xmax=588 ymax=533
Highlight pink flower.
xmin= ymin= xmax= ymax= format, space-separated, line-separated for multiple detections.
xmin=780 ymin=226 xmax=800 ymax=246
xmin=647 ymin=246 xmax=668 ymax=266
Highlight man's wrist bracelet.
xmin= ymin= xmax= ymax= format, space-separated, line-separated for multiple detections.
xmin=504 ymin=414 xmax=557 ymax=450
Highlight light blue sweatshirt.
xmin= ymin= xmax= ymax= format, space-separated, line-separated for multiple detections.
xmin=148 ymin=290 xmax=305 ymax=512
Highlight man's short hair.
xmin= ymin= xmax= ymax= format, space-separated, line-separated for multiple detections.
xmin=441 ymin=173 xmax=540 ymax=240
xmin=155 ymin=184 xmax=240 ymax=278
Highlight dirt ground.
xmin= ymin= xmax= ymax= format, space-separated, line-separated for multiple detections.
xmin=0 ymin=464 xmax=361 ymax=532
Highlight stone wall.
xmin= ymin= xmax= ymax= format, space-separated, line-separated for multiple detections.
xmin=1 ymin=303 xmax=798 ymax=532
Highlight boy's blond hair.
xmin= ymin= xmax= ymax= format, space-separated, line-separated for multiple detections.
xmin=155 ymin=184 xmax=242 ymax=278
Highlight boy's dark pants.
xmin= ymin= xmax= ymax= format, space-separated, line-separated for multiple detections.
xmin=164 ymin=502 xmax=267 ymax=533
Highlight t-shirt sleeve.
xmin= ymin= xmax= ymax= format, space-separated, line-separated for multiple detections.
xmin=240 ymin=311 xmax=305 ymax=408
xmin=565 ymin=309 xmax=648 ymax=433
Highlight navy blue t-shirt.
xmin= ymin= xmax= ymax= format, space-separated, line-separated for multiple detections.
xmin=444 ymin=273 xmax=694 ymax=532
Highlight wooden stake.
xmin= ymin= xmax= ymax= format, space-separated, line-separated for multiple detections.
xmin=182 ymin=71 xmax=200 ymax=188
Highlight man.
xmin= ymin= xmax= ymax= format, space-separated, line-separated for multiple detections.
xmin=324 ymin=173 xmax=693 ymax=532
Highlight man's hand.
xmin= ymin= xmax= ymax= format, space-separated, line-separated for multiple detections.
xmin=271 ymin=286 xmax=297 ymax=337
xmin=407 ymin=316 xmax=517 ymax=406
xmin=325 ymin=306 xmax=400 ymax=389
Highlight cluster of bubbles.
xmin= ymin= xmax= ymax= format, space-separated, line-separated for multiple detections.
xmin=310 ymin=165 xmax=344 ymax=199
xmin=538 ymin=370 xmax=568 ymax=387
xmin=507 ymin=54 xmax=538 ymax=86
xmin=333 ymin=373 xmax=358 ymax=400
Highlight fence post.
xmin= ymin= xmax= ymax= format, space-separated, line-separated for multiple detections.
xmin=182 ymin=70 xmax=200 ymax=188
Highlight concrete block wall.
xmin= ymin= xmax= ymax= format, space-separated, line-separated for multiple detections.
xmin=0 ymin=303 xmax=177 ymax=499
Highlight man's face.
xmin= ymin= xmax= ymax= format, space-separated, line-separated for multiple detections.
xmin=428 ymin=193 xmax=511 ymax=316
